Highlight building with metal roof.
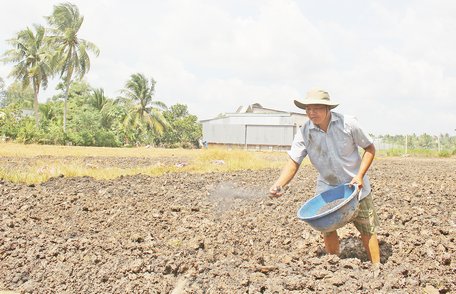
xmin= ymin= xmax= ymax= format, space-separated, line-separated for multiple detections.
xmin=200 ymin=103 xmax=307 ymax=150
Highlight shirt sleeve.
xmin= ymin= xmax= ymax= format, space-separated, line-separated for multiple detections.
xmin=287 ymin=127 xmax=308 ymax=164
xmin=349 ymin=117 xmax=373 ymax=148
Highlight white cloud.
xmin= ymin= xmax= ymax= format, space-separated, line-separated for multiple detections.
xmin=1 ymin=0 xmax=455 ymax=135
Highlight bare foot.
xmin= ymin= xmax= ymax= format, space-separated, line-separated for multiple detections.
xmin=371 ymin=263 xmax=381 ymax=278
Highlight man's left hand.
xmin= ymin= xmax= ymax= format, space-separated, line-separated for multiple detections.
xmin=349 ymin=176 xmax=363 ymax=190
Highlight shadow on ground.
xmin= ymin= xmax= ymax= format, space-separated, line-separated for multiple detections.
xmin=339 ymin=235 xmax=393 ymax=263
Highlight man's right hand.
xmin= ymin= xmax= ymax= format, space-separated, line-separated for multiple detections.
xmin=268 ymin=157 xmax=298 ymax=198
xmin=269 ymin=185 xmax=285 ymax=198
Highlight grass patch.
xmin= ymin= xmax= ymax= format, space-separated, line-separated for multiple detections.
xmin=376 ymin=148 xmax=455 ymax=158
xmin=438 ymin=150 xmax=452 ymax=158
xmin=0 ymin=143 xmax=290 ymax=184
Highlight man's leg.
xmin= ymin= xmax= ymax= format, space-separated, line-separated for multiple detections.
xmin=323 ymin=231 xmax=340 ymax=255
xmin=353 ymin=194 xmax=381 ymax=264
xmin=361 ymin=233 xmax=380 ymax=264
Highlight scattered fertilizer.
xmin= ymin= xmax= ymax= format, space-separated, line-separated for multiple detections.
xmin=317 ymin=198 xmax=345 ymax=214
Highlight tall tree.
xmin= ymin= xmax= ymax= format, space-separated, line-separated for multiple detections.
xmin=46 ymin=2 xmax=99 ymax=132
xmin=2 ymin=25 xmax=52 ymax=126
xmin=159 ymin=103 xmax=202 ymax=148
xmin=119 ymin=73 xmax=169 ymax=144
xmin=2 ymin=82 xmax=34 ymax=109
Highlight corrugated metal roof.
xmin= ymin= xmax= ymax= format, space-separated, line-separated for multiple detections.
xmin=200 ymin=112 xmax=293 ymax=123
xmin=201 ymin=103 xmax=305 ymax=122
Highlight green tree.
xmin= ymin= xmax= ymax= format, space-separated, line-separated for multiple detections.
xmin=119 ymin=73 xmax=169 ymax=145
xmin=159 ymin=103 xmax=202 ymax=148
xmin=2 ymin=24 xmax=53 ymax=126
xmin=39 ymin=100 xmax=62 ymax=123
xmin=39 ymin=101 xmax=63 ymax=145
xmin=89 ymin=88 xmax=108 ymax=111
xmin=47 ymin=80 xmax=118 ymax=146
xmin=46 ymin=2 xmax=99 ymax=132
xmin=2 ymin=82 xmax=34 ymax=109
xmin=99 ymin=98 xmax=121 ymax=130
xmin=0 ymin=103 xmax=22 ymax=139
xmin=0 ymin=77 xmax=5 ymax=106
xmin=53 ymin=80 xmax=92 ymax=105
xmin=89 ymin=88 xmax=120 ymax=129
xmin=417 ymin=133 xmax=434 ymax=149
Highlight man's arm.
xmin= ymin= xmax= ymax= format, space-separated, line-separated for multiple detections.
xmin=350 ymin=143 xmax=376 ymax=189
xmin=269 ymin=156 xmax=300 ymax=197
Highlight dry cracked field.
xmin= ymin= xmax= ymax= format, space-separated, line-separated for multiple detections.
xmin=1 ymin=156 xmax=455 ymax=293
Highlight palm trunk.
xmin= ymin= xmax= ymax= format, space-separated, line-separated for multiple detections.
xmin=63 ymin=82 xmax=69 ymax=133
xmin=63 ymin=63 xmax=74 ymax=134
xmin=33 ymin=83 xmax=40 ymax=128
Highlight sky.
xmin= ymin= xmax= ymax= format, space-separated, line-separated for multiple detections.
xmin=1 ymin=0 xmax=456 ymax=135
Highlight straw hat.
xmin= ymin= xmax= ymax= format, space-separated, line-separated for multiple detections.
xmin=294 ymin=89 xmax=339 ymax=110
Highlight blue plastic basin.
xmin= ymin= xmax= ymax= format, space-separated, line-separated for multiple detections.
xmin=297 ymin=184 xmax=360 ymax=232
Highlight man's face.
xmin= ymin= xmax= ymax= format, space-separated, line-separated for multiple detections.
xmin=305 ymin=104 xmax=329 ymax=125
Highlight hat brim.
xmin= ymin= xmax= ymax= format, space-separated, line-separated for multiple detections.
xmin=294 ymin=99 xmax=339 ymax=110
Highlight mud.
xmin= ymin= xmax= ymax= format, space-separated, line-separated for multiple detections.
xmin=1 ymin=157 xmax=455 ymax=293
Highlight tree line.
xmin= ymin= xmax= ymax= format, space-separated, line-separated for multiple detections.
xmin=0 ymin=2 xmax=201 ymax=148
xmin=373 ymin=133 xmax=456 ymax=154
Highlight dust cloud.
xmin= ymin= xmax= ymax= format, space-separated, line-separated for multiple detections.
xmin=207 ymin=181 xmax=266 ymax=212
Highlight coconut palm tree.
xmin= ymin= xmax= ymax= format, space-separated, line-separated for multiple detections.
xmin=46 ymin=2 xmax=99 ymax=132
xmin=119 ymin=73 xmax=169 ymax=144
xmin=2 ymin=24 xmax=53 ymax=126
xmin=90 ymin=88 xmax=107 ymax=111
xmin=90 ymin=88 xmax=118 ymax=129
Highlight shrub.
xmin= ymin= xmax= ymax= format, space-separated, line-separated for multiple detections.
xmin=39 ymin=124 xmax=66 ymax=145
xmin=180 ymin=141 xmax=194 ymax=149
xmin=438 ymin=150 xmax=451 ymax=158
xmin=16 ymin=118 xmax=42 ymax=144
xmin=94 ymin=130 xmax=120 ymax=147
xmin=386 ymin=148 xmax=404 ymax=156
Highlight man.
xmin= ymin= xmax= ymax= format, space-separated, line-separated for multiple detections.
xmin=269 ymin=89 xmax=380 ymax=267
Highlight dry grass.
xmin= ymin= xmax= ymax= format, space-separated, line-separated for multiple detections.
xmin=0 ymin=142 xmax=196 ymax=158
xmin=0 ymin=143 xmax=294 ymax=184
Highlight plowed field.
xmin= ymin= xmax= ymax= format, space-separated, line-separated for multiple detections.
xmin=1 ymin=157 xmax=455 ymax=293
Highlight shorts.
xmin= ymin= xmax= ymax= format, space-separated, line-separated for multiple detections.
xmin=352 ymin=194 xmax=379 ymax=235
xmin=324 ymin=193 xmax=379 ymax=236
